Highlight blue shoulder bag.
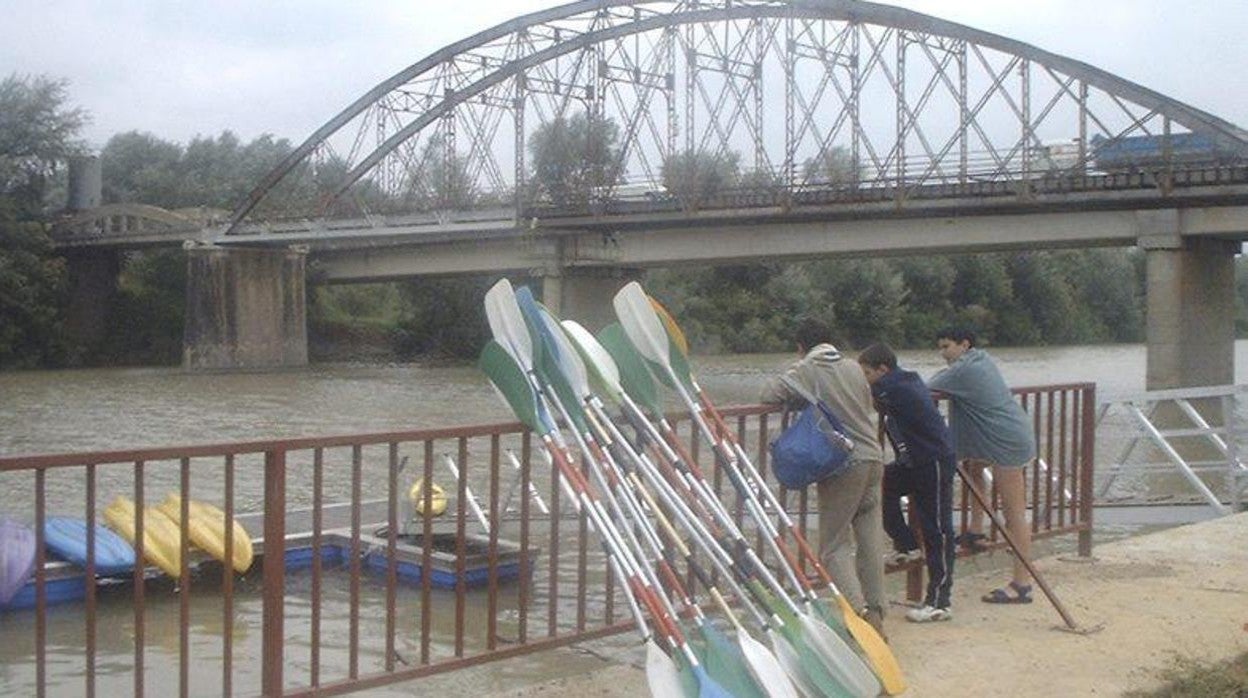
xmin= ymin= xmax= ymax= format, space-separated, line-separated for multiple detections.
xmin=769 ymin=377 xmax=855 ymax=489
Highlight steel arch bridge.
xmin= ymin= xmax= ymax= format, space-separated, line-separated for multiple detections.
xmin=225 ymin=0 xmax=1248 ymax=234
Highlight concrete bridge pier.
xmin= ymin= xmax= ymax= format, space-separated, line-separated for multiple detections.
xmin=538 ymin=267 xmax=643 ymax=332
xmin=1141 ymin=224 xmax=1239 ymax=390
xmin=183 ymin=244 xmax=308 ymax=370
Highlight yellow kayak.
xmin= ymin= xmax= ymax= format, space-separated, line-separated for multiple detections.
xmin=103 ymin=497 xmax=182 ymax=578
xmin=156 ymin=495 xmax=254 ymax=573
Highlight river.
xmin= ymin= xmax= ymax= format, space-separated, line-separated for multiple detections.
xmin=7 ymin=341 xmax=1245 ymax=458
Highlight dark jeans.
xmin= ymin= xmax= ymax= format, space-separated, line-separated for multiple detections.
xmin=883 ymin=455 xmax=956 ymax=608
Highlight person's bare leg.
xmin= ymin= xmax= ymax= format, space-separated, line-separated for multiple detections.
xmin=964 ymin=460 xmax=988 ymax=534
xmin=993 ymin=464 xmax=1032 ymax=586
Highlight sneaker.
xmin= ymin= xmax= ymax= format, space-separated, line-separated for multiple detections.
xmin=884 ymin=549 xmax=923 ymax=566
xmin=905 ymin=605 xmax=952 ymax=623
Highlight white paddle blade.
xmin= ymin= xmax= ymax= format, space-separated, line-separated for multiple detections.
xmin=612 ymin=281 xmax=671 ymax=367
xmin=561 ymin=320 xmax=624 ymax=395
xmin=798 ymin=612 xmax=882 ymax=698
xmin=484 ymin=279 xmax=533 ymax=369
xmin=770 ymin=631 xmax=820 ymax=698
xmin=739 ymin=632 xmax=801 ymax=698
xmin=645 ymin=639 xmax=687 ymax=698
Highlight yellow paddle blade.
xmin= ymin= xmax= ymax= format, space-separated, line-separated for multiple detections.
xmin=835 ymin=594 xmax=907 ymax=695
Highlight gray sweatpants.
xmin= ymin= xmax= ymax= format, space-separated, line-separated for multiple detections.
xmin=816 ymin=458 xmax=886 ymax=614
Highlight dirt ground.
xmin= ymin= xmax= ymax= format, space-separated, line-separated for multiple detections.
xmin=486 ymin=512 xmax=1248 ymax=697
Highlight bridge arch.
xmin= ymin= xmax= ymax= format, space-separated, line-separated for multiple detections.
xmin=227 ymin=0 xmax=1248 ymax=231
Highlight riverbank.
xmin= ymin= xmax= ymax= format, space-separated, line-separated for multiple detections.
xmin=486 ymin=512 xmax=1248 ymax=697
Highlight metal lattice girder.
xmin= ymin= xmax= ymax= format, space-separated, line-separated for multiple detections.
xmin=225 ymin=0 xmax=1248 ymax=232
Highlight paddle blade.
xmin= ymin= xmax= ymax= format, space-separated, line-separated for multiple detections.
xmin=812 ymin=597 xmax=852 ymax=643
xmin=517 ymin=287 xmax=592 ymax=397
xmin=737 ymin=630 xmax=801 ymax=698
xmin=798 ymin=611 xmax=882 ymax=698
xmin=561 ymin=320 xmax=624 ymax=397
xmin=649 ymin=296 xmax=689 ymax=356
xmin=613 ymin=282 xmax=673 ymax=369
xmin=598 ymin=323 xmax=664 ymax=416
xmin=691 ymin=665 xmax=734 ymax=698
xmin=834 ymin=594 xmax=908 ymax=695
xmin=768 ymin=631 xmax=822 ymax=698
xmin=479 ymin=340 xmax=546 ymax=432
xmin=646 ymin=639 xmax=688 ymax=698
xmin=515 ymin=287 xmax=591 ymax=433
xmin=484 ymin=279 xmax=537 ymax=370
xmin=698 ymin=622 xmax=766 ymax=698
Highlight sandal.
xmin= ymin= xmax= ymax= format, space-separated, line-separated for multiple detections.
xmin=956 ymin=531 xmax=989 ymax=553
xmin=981 ymin=581 xmax=1033 ymax=604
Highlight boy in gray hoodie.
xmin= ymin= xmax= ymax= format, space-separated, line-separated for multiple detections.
xmin=761 ymin=319 xmax=887 ymax=634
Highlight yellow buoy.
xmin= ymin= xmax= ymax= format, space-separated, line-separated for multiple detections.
xmin=409 ymin=478 xmax=447 ymax=517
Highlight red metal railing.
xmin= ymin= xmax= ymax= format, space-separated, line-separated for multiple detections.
xmin=0 ymin=382 xmax=1094 ymax=696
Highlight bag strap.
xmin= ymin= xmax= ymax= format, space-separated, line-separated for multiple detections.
xmin=778 ymin=374 xmax=855 ymax=452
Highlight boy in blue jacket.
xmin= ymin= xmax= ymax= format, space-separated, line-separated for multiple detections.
xmin=858 ymin=343 xmax=957 ymax=622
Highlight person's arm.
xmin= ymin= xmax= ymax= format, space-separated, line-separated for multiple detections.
xmin=760 ymin=361 xmax=809 ymax=408
xmin=927 ymin=359 xmax=971 ymax=398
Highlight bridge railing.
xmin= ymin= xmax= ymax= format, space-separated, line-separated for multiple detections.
xmin=0 ymin=382 xmax=1094 ymax=696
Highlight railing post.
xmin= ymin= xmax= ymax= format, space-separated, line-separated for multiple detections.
xmin=262 ymin=449 xmax=287 ymax=696
xmin=1078 ymin=386 xmax=1096 ymax=557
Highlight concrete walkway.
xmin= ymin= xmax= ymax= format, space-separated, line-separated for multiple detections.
xmin=488 ymin=512 xmax=1248 ymax=697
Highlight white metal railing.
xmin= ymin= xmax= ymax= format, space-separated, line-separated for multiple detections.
xmin=1097 ymin=384 xmax=1248 ymax=515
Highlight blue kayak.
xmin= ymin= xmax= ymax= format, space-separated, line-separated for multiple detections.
xmin=44 ymin=517 xmax=136 ymax=575
xmin=0 ymin=518 xmax=36 ymax=606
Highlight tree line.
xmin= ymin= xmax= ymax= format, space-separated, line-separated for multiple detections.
xmin=3 ymin=74 xmax=1248 ymax=369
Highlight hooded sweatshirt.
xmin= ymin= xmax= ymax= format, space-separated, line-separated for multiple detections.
xmin=928 ymin=348 xmax=1036 ymax=466
xmin=871 ymin=367 xmax=954 ymax=467
xmin=760 ymin=343 xmax=883 ymax=463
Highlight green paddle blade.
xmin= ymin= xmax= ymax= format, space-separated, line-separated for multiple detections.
xmin=749 ymin=579 xmax=798 ymax=632
xmin=699 ymin=621 xmax=766 ymax=698
xmin=598 ymin=323 xmax=664 ymax=416
xmin=479 ymin=340 xmax=545 ymax=433
xmin=812 ymin=596 xmax=853 ymax=644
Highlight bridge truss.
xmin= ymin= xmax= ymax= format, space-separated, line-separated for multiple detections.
xmin=226 ymin=0 xmax=1248 ymax=233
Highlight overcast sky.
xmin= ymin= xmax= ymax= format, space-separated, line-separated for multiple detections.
xmin=3 ymin=1 xmax=1246 ymax=150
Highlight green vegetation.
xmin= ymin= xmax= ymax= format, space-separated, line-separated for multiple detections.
xmin=528 ymin=112 xmax=622 ymax=208
xmin=662 ymin=149 xmax=742 ymax=208
xmin=0 ymin=74 xmax=86 ymax=369
xmin=1125 ymin=652 xmax=1248 ymax=697
xmin=648 ymin=250 xmax=1149 ymax=353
